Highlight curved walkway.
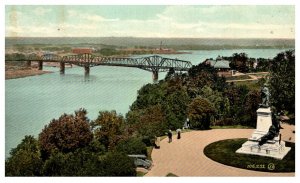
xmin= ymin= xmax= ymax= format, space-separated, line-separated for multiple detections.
xmin=146 ymin=124 xmax=295 ymax=176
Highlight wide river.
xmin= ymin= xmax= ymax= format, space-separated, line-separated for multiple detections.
xmin=5 ymin=48 xmax=289 ymax=158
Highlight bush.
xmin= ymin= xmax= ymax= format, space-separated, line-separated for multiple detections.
xmin=42 ymin=147 xmax=105 ymax=176
xmin=116 ymin=137 xmax=147 ymax=155
xmin=102 ymin=152 xmax=136 ymax=176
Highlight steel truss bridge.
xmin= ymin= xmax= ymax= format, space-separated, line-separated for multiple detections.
xmin=5 ymin=53 xmax=193 ymax=81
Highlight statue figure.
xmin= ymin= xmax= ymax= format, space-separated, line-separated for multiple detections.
xmin=260 ymin=84 xmax=270 ymax=108
xmin=258 ymin=112 xmax=280 ymax=146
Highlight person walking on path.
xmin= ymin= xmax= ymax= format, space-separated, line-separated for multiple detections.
xmin=167 ymin=130 xmax=172 ymax=143
xmin=176 ymin=128 xmax=182 ymax=139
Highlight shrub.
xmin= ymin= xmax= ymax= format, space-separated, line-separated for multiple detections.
xmin=116 ymin=137 xmax=147 ymax=155
xmin=102 ymin=152 xmax=136 ymax=176
xmin=42 ymin=147 xmax=105 ymax=176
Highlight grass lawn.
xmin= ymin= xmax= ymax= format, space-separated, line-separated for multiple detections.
xmin=204 ymin=138 xmax=295 ymax=172
xmin=235 ymin=80 xmax=261 ymax=91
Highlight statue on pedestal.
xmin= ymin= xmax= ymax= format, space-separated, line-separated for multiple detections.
xmin=259 ymin=83 xmax=270 ymax=108
xmin=236 ymin=83 xmax=291 ymax=159
xmin=257 ymin=83 xmax=281 ymax=146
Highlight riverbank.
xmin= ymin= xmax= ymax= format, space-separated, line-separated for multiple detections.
xmin=5 ymin=69 xmax=52 ymax=80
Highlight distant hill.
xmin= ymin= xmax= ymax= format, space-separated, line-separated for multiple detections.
xmin=5 ymin=37 xmax=294 ymax=50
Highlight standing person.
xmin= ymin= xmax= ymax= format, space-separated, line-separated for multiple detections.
xmin=176 ymin=128 xmax=182 ymax=139
xmin=154 ymin=136 xmax=160 ymax=149
xmin=186 ymin=118 xmax=190 ymax=129
xmin=167 ymin=130 xmax=172 ymax=143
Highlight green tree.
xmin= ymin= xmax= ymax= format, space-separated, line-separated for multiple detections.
xmin=42 ymin=151 xmax=66 ymax=176
xmin=127 ymin=104 xmax=167 ymax=145
xmin=188 ymin=97 xmax=216 ymax=130
xmin=91 ymin=110 xmax=126 ymax=150
xmin=224 ymin=84 xmax=250 ymax=124
xmin=187 ymin=63 xmax=227 ymax=93
xmin=269 ymin=50 xmax=295 ymax=114
xmin=5 ymin=136 xmax=43 ymax=176
xmin=38 ymin=109 xmax=93 ymax=159
xmin=230 ymin=53 xmax=249 ymax=73
xmin=243 ymin=90 xmax=261 ymax=127
xmin=163 ymin=86 xmax=190 ymax=129
xmin=130 ymin=82 xmax=167 ymax=111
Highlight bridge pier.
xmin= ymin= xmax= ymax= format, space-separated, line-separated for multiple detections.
xmin=38 ymin=61 xmax=43 ymax=70
xmin=26 ymin=61 xmax=31 ymax=68
xmin=60 ymin=62 xmax=65 ymax=74
xmin=152 ymin=70 xmax=159 ymax=82
xmin=84 ymin=66 xmax=90 ymax=75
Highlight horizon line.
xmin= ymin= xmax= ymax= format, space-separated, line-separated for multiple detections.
xmin=5 ymin=36 xmax=295 ymax=40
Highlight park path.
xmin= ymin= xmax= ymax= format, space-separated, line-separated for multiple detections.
xmin=145 ymin=124 xmax=295 ymax=177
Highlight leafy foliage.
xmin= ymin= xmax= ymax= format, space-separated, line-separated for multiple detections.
xmin=269 ymin=50 xmax=295 ymax=114
xmin=91 ymin=110 xmax=127 ymax=150
xmin=229 ymin=53 xmax=249 ymax=72
xmin=5 ymin=136 xmax=43 ymax=176
xmin=127 ymin=104 xmax=167 ymax=143
xmin=102 ymin=152 xmax=136 ymax=176
xmin=42 ymin=146 xmax=105 ymax=176
xmin=243 ymin=90 xmax=261 ymax=127
xmin=38 ymin=109 xmax=93 ymax=159
xmin=188 ymin=97 xmax=216 ymax=129
xmin=116 ymin=137 xmax=147 ymax=155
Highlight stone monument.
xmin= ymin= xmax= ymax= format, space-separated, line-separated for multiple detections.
xmin=236 ymin=84 xmax=291 ymax=160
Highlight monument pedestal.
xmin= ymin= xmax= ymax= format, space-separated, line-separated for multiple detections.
xmin=236 ymin=107 xmax=291 ymax=160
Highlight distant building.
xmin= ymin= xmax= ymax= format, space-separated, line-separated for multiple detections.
xmin=72 ymin=48 xmax=93 ymax=54
xmin=204 ymin=56 xmax=231 ymax=77
xmin=204 ymin=56 xmax=230 ymax=71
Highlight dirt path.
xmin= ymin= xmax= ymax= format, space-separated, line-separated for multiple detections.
xmin=146 ymin=124 xmax=295 ymax=177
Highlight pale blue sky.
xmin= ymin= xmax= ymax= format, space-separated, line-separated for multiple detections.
xmin=5 ymin=5 xmax=295 ymax=38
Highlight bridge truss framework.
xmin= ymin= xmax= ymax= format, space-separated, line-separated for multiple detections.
xmin=6 ymin=53 xmax=193 ymax=81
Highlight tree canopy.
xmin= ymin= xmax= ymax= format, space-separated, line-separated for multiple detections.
xmin=269 ymin=50 xmax=295 ymax=114
xmin=38 ymin=108 xmax=93 ymax=159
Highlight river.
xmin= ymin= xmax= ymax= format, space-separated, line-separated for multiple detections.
xmin=5 ymin=48 xmax=289 ymax=158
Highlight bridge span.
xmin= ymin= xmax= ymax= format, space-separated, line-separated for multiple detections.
xmin=5 ymin=53 xmax=193 ymax=81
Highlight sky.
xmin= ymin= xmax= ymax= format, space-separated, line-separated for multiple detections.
xmin=5 ymin=5 xmax=295 ymax=38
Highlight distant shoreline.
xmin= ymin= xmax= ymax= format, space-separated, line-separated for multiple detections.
xmin=5 ymin=37 xmax=294 ymax=49
xmin=5 ymin=69 xmax=52 ymax=80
